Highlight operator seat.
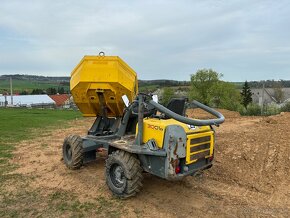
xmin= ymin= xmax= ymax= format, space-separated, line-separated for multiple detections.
xmin=165 ymin=98 xmax=187 ymax=119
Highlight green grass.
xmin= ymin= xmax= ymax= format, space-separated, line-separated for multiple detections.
xmin=0 ymin=108 xmax=81 ymax=162
xmin=0 ymin=108 xmax=126 ymax=217
xmin=0 ymin=79 xmax=69 ymax=94
xmin=0 ymin=108 xmax=84 ymax=217
xmin=0 ymin=108 xmax=81 ymax=183
xmin=138 ymin=84 xmax=159 ymax=93
xmin=47 ymin=191 xmax=124 ymax=217
xmin=1 ymin=188 xmax=125 ymax=217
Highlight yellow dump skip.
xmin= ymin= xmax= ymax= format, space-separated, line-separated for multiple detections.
xmin=70 ymin=56 xmax=138 ymax=117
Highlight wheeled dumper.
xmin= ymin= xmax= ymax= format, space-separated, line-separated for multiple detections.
xmin=63 ymin=54 xmax=225 ymax=198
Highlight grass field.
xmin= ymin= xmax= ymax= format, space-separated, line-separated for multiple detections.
xmin=0 ymin=109 xmax=126 ymax=217
xmin=0 ymin=108 xmax=84 ymax=217
xmin=0 ymin=108 xmax=82 ymax=181
xmin=0 ymin=108 xmax=81 ymax=163
xmin=0 ymin=79 xmax=69 ymax=94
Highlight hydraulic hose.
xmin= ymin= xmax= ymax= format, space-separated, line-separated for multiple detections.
xmin=149 ymin=100 xmax=225 ymax=126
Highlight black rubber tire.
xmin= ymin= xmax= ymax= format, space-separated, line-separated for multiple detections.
xmin=63 ymin=135 xmax=84 ymax=170
xmin=105 ymin=150 xmax=143 ymax=198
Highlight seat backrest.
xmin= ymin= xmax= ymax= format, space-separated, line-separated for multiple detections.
xmin=165 ymin=98 xmax=187 ymax=118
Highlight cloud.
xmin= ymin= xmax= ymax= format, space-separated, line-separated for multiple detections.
xmin=0 ymin=0 xmax=290 ymax=81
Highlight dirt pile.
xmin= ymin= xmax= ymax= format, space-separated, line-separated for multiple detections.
xmin=212 ymin=112 xmax=290 ymax=205
xmin=9 ymin=113 xmax=290 ymax=217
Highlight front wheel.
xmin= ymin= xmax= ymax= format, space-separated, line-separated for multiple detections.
xmin=105 ymin=150 xmax=143 ymax=198
xmin=63 ymin=135 xmax=84 ymax=170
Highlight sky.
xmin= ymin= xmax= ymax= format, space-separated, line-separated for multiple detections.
xmin=0 ymin=0 xmax=290 ymax=82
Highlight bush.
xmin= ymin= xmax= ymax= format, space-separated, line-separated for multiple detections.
xmin=211 ymin=81 xmax=241 ymax=111
xmin=281 ymin=102 xmax=290 ymax=112
xmin=190 ymin=69 xmax=241 ymax=110
xmin=263 ymin=104 xmax=280 ymax=116
xmin=161 ymin=87 xmax=175 ymax=106
xmin=239 ymin=103 xmax=281 ymax=116
xmin=239 ymin=103 xmax=261 ymax=116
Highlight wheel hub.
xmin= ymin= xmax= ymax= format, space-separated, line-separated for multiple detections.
xmin=111 ymin=164 xmax=125 ymax=187
xmin=66 ymin=144 xmax=72 ymax=160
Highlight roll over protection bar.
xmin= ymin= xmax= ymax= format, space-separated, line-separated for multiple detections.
xmin=149 ymin=100 xmax=225 ymax=126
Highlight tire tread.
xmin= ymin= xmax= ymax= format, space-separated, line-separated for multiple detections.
xmin=105 ymin=150 xmax=143 ymax=198
xmin=63 ymin=135 xmax=84 ymax=170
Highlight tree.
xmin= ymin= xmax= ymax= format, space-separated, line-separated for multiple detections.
xmin=190 ymin=69 xmax=241 ymax=111
xmin=240 ymin=81 xmax=252 ymax=109
xmin=213 ymin=81 xmax=241 ymax=111
xmin=190 ymin=69 xmax=222 ymax=105
xmin=58 ymin=87 xmax=65 ymax=94
xmin=273 ymin=82 xmax=284 ymax=103
xmin=31 ymin=89 xmax=45 ymax=95
xmin=46 ymin=87 xmax=57 ymax=95
xmin=161 ymin=87 xmax=175 ymax=106
xmin=19 ymin=90 xmax=29 ymax=95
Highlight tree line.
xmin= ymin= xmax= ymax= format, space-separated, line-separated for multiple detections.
xmin=248 ymin=80 xmax=290 ymax=88
xmin=139 ymin=80 xmax=190 ymax=87
xmin=20 ymin=87 xmax=68 ymax=95
xmin=161 ymin=69 xmax=253 ymax=112
xmin=160 ymin=69 xmax=290 ymax=115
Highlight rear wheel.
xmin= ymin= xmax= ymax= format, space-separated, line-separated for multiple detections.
xmin=105 ymin=150 xmax=143 ymax=198
xmin=63 ymin=135 xmax=84 ymax=170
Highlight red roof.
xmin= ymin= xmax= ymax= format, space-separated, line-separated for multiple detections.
xmin=49 ymin=94 xmax=70 ymax=106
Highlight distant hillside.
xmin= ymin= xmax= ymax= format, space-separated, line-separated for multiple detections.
xmin=0 ymin=75 xmax=191 ymax=94
xmin=139 ymin=79 xmax=190 ymax=87
xmin=0 ymin=74 xmax=70 ymax=82
xmin=0 ymin=75 xmax=70 ymax=94
xmin=1 ymin=74 xmax=290 ymax=94
xmin=247 ymin=80 xmax=290 ymax=88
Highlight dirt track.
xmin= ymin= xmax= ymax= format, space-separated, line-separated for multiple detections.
xmin=10 ymin=111 xmax=290 ymax=217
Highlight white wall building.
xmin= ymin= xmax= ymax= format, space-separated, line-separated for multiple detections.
xmin=0 ymin=95 xmax=55 ymax=107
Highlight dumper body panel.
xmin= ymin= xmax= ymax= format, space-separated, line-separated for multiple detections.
xmin=70 ymin=56 xmax=138 ymax=117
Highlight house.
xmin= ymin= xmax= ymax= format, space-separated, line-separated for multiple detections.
xmin=0 ymin=95 xmax=55 ymax=108
xmin=49 ymin=94 xmax=71 ymax=108
xmin=251 ymin=88 xmax=290 ymax=106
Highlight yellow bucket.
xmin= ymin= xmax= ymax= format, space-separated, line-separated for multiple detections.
xmin=70 ymin=55 xmax=138 ymax=117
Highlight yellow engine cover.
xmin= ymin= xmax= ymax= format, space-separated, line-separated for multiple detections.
xmin=140 ymin=118 xmax=212 ymax=148
xmin=70 ymin=56 xmax=138 ymax=117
